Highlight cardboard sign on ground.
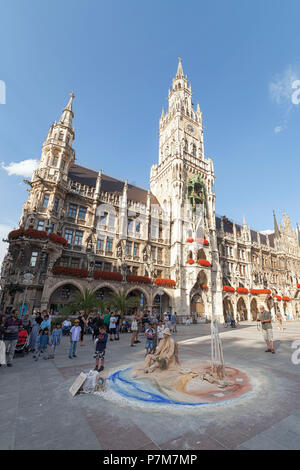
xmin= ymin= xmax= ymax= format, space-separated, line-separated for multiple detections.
xmin=69 ymin=372 xmax=87 ymax=397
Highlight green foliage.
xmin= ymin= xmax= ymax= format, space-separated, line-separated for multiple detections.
xmin=107 ymin=290 xmax=139 ymax=316
xmin=62 ymin=288 xmax=108 ymax=316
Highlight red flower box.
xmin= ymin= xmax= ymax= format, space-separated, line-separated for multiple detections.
xmin=188 ymin=259 xmax=194 ymax=264
xmin=223 ymin=286 xmax=235 ymax=292
xmin=8 ymin=228 xmax=25 ymax=239
xmin=127 ymin=275 xmax=151 ymax=284
xmin=236 ymin=287 xmax=249 ymax=294
xmin=24 ymin=228 xmax=48 ymax=239
xmin=273 ymin=295 xmax=282 ymax=301
xmin=197 ymin=238 xmax=209 ymax=246
xmin=93 ymin=271 xmax=123 ymax=281
xmin=250 ymin=289 xmax=271 ymax=295
xmin=154 ymin=278 xmax=176 ymax=287
xmin=201 ymin=284 xmax=208 ymax=290
xmin=186 ymin=238 xmax=194 ymax=243
xmin=198 ymin=259 xmax=211 ymax=267
xmin=52 ymin=266 xmax=89 ymax=278
xmin=9 ymin=227 xmax=48 ymax=240
xmin=49 ymin=233 xmax=68 ymax=246
xmin=282 ymin=296 xmax=291 ymax=301
xmin=297 ymin=284 xmax=300 ymax=288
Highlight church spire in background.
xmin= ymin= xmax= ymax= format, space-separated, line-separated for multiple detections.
xmin=273 ymin=210 xmax=280 ymax=238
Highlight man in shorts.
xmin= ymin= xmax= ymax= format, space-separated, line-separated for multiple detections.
xmin=258 ymin=305 xmax=275 ymax=354
xmin=94 ymin=326 xmax=108 ymax=372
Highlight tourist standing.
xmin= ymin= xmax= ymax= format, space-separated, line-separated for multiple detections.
xmin=104 ymin=310 xmax=110 ymax=333
xmin=69 ymin=319 xmax=81 ymax=359
xmin=171 ymin=312 xmax=177 ymax=333
xmin=114 ymin=312 xmax=120 ymax=341
xmin=77 ymin=314 xmax=86 ymax=346
xmin=145 ymin=323 xmax=155 ymax=354
xmin=258 ymin=305 xmax=275 ymax=354
xmin=157 ymin=320 xmax=165 ymax=343
xmin=62 ymin=318 xmax=72 ymax=336
xmin=94 ymin=326 xmax=108 ymax=372
xmin=130 ymin=315 xmax=138 ymax=347
xmin=40 ymin=314 xmax=50 ymax=330
xmin=48 ymin=323 xmax=62 ymax=359
xmin=109 ymin=313 xmax=118 ymax=341
xmin=33 ymin=328 xmax=50 ymax=360
xmin=3 ymin=311 xmax=22 ymax=367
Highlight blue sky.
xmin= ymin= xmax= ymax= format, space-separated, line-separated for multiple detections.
xmin=0 ymin=0 xmax=300 ymax=262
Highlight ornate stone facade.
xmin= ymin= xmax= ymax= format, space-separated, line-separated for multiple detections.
xmin=1 ymin=59 xmax=300 ymax=320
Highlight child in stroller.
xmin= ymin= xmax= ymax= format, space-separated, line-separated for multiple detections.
xmin=15 ymin=327 xmax=29 ymax=356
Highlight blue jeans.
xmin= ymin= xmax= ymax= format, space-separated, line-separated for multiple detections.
xmin=69 ymin=341 xmax=78 ymax=357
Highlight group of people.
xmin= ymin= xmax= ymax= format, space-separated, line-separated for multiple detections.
xmin=0 ymin=309 xmax=63 ymax=366
xmin=0 ymin=307 xmax=178 ymax=372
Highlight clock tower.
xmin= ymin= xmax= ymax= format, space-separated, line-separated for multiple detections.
xmin=150 ymin=58 xmax=222 ymax=319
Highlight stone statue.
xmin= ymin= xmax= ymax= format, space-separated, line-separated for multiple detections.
xmin=144 ymin=328 xmax=179 ymax=373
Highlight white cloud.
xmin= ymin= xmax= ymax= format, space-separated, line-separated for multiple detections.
xmin=269 ymin=65 xmax=300 ymax=133
xmin=274 ymin=125 xmax=283 ymax=134
xmin=269 ymin=66 xmax=299 ymax=106
xmin=260 ymin=230 xmax=274 ymax=235
xmin=0 ymin=224 xmax=13 ymax=268
xmin=1 ymin=158 xmax=39 ymax=177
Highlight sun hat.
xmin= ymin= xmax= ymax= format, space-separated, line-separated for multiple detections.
xmin=163 ymin=328 xmax=171 ymax=336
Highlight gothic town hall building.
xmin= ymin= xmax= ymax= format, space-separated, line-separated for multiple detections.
xmin=1 ymin=59 xmax=300 ymax=321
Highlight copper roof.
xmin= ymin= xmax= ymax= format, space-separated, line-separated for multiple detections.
xmin=68 ymin=164 xmax=159 ymax=205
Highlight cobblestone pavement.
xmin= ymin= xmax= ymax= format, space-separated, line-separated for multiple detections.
xmin=1 ymin=321 xmax=300 ymax=450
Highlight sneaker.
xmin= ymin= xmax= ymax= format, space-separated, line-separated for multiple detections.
xmin=265 ymin=349 xmax=271 ymax=352
xmin=94 ymin=366 xmax=99 ymax=371
xmin=110 ymin=338 xmax=114 ymax=341
xmin=68 ymin=356 xmax=73 ymax=359
xmin=99 ymin=366 xmax=104 ymax=372
xmin=73 ymin=355 xmax=77 ymax=358
xmin=7 ymin=363 xmax=12 ymax=367
xmin=131 ymin=344 xmax=135 ymax=347
xmin=272 ymin=350 xmax=275 ymax=354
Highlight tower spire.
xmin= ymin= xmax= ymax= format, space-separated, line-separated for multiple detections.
xmin=59 ymin=92 xmax=75 ymax=129
xmin=273 ymin=210 xmax=280 ymax=238
xmin=176 ymin=56 xmax=184 ymax=78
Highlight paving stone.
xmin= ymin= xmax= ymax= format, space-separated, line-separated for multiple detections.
xmin=1 ymin=322 xmax=300 ymax=450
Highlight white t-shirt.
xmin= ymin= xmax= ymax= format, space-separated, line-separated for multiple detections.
xmin=109 ymin=316 xmax=116 ymax=329
xmin=63 ymin=320 xmax=71 ymax=327
xmin=157 ymin=325 xmax=165 ymax=340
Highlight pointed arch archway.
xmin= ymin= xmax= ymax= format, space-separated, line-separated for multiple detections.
xmin=250 ymin=298 xmax=258 ymax=320
xmin=237 ymin=297 xmax=248 ymax=320
xmin=48 ymin=282 xmax=82 ymax=313
xmin=223 ymin=296 xmax=234 ymax=321
xmin=126 ymin=286 xmax=150 ymax=313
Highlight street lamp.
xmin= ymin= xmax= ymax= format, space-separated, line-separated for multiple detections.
xmin=157 ymin=288 xmax=164 ymax=320
xmin=19 ymin=273 xmax=34 ymax=318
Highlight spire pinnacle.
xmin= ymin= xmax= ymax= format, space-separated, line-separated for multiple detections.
xmin=176 ymin=56 xmax=184 ymax=78
xmin=59 ymin=92 xmax=75 ymax=128
xmin=273 ymin=210 xmax=280 ymax=238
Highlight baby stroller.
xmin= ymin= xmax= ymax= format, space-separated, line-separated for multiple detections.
xmin=15 ymin=329 xmax=30 ymax=356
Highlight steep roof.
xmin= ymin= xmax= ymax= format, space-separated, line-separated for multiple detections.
xmin=68 ymin=164 xmax=159 ymax=206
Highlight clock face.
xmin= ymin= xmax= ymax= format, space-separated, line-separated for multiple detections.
xmin=186 ymin=124 xmax=194 ymax=133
